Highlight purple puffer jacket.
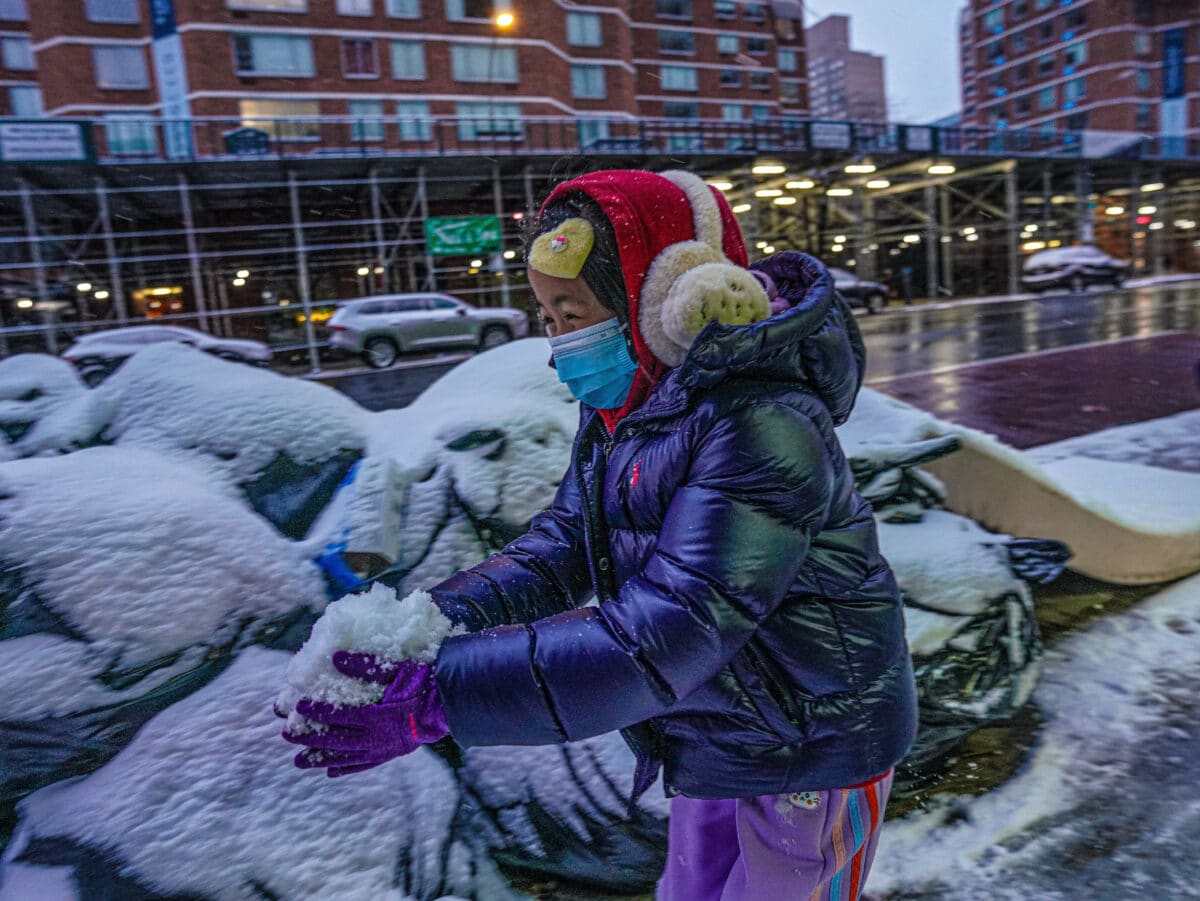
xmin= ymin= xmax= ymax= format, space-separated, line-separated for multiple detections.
xmin=431 ymin=252 xmax=918 ymax=801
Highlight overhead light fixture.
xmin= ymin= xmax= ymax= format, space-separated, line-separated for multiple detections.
xmin=232 ymin=277 xmax=246 ymax=287
xmin=236 ymin=269 xmax=250 ymax=279
xmin=751 ymin=163 xmax=786 ymax=175
xmin=1141 ymin=182 xmax=1164 ymax=193
xmin=1148 ymin=221 xmax=1165 ymax=230
xmin=1048 ymin=239 xmax=1062 ymax=247
xmin=95 ymin=289 xmax=110 ymax=299
xmin=785 ymin=179 xmax=815 ymax=190
xmin=732 ymin=203 xmax=752 ymax=213
xmin=1105 ymin=205 xmax=1125 ymax=216
xmin=902 ymin=234 xmax=921 ymax=244
xmin=834 ymin=234 xmax=847 ymax=243
xmin=844 ymin=162 xmax=876 ymax=174
xmin=941 ymin=235 xmax=952 ymax=243
xmin=826 ymin=187 xmax=853 ymax=197
xmin=773 ymin=196 xmax=797 ymax=205
xmin=1022 ymin=240 xmax=1047 ymax=251
xmin=866 ymin=178 xmax=890 ymax=189
xmin=470 ymin=259 xmax=483 ymax=268
xmin=1138 ymin=205 xmax=1157 ymax=215
xmin=831 ymin=244 xmax=844 ymax=252
xmin=961 ymin=226 xmax=976 ymax=235
xmin=755 ymin=188 xmax=783 ymax=197
xmin=494 ymin=10 xmax=515 ymax=27
xmin=356 ymin=266 xmax=370 ymax=276
xmin=503 ymin=249 xmax=516 ymax=259
xmin=1025 ymin=224 xmax=1038 ymax=232
xmin=707 ymin=180 xmax=734 ymax=191
xmin=928 ymin=163 xmax=956 ymax=175
xmin=77 ymin=282 xmax=93 ymax=293
xmin=16 ymin=297 xmax=33 ymax=309
xmin=965 ymin=233 xmax=980 ymax=242
xmin=762 ymin=245 xmax=776 ymax=254
xmin=374 ymin=265 xmax=385 ymax=274
xmin=1174 ymin=219 xmax=1195 ymax=230
xmin=756 ymin=240 xmax=769 ymax=249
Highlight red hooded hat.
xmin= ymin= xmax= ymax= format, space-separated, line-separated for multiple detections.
xmin=537 ymin=170 xmax=765 ymax=428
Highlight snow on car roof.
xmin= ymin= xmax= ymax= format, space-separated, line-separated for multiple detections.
xmin=1023 ymin=246 xmax=1125 ymax=270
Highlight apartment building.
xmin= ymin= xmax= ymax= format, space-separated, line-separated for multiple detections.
xmin=0 ymin=0 xmax=807 ymax=155
xmin=804 ymin=13 xmax=885 ymax=121
xmin=960 ymin=0 xmax=1200 ymax=138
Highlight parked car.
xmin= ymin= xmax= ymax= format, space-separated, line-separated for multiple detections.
xmin=328 ymin=293 xmax=530 ymax=369
xmin=61 ymin=325 xmax=272 ymax=385
xmin=1021 ymin=246 xmax=1129 ymax=293
xmin=830 ymin=268 xmax=889 ymax=314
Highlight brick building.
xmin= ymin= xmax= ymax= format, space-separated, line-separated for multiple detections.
xmin=960 ymin=0 xmax=1200 ymax=139
xmin=805 ymin=14 xmax=886 ymax=121
xmin=0 ymin=0 xmax=808 ymax=156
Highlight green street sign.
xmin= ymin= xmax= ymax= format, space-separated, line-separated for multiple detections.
xmin=425 ymin=215 xmax=502 ymax=256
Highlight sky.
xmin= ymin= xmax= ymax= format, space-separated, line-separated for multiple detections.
xmin=805 ymin=0 xmax=964 ymax=124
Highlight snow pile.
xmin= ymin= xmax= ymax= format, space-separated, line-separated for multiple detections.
xmin=277 ymin=584 xmax=455 ymax=726
xmin=98 ymin=343 xmax=370 ymax=483
xmin=838 ymin=387 xmax=941 ymax=451
xmin=1031 ymin=456 xmax=1200 ymax=534
xmin=0 ymin=354 xmax=109 ymax=460
xmin=871 ymin=572 xmax=1200 ymax=897
xmin=1 ymin=649 xmax=481 ymax=901
xmin=1027 ymin=409 xmax=1200 ymax=474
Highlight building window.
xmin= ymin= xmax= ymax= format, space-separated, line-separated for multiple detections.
xmin=1036 ymin=20 xmax=1053 ymax=42
xmin=751 ymin=104 xmax=770 ymax=121
xmin=86 ymin=0 xmax=140 ymax=23
xmin=227 ymin=0 xmax=306 ymax=10
xmin=105 ymin=114 xmax=157 ymax=155
xmin=655 ymin=0 xmax=692 ymax=20
xmin=337 ymin=0 xmax=372 ymax=13
xmin=750 ymin=71 xmax=770 ymax=90
xmin=349 ymin=99 xmax=384 ymax=140
xmin=450 ymin=43 xmax=517 ymax=82
xmin=659 ymin=29 xmax=695 ymax=54
xmin=571 ymin=64 xmax=605 ymax=98
xmin=1038 ymin=85 xmax=1055 ymax=111
xmin=777 ymin=49 xmax=797 ymax=72
xmin=721 ymin=103 xmax=742 ymax=120
xmin=1014 ymin=62 xmax=1030 ymax=84
xmin=717 ymin=34 xmax=738 ymax=54
xmin=1011 ymin=30 xmax=1026 ymax=53
xmin=1065 ymin=111 xmax=1087 ymax=131
xmin=8 ymin=84 xmax=40 ymax=115
xmin=397 ymin=100 xmax=432 ymax=140
xmin=1 ymin=35 xmax=33 ymax=70
xmin=661 ymin=64 xmax=697 ymax=91
xmin=234 ymin=34 xmax=314 ymax=76
xmin=744 ymin=3 xmax=765 ymax=22
xmin=567 ymin=12 xmax=602 ymax=46
xmin=715 ymin=0 xmax=735 ymax=17
xmin=342 ymin=38 xmax=378 ymax=77
xmin=986 ymin=38 xmax=1004 ymax=62
xmin=719 ymin=68 xmax=741 ymax=87
xmin=455 ymin=101 xmax=522 ymax=140
xmin=1134 ymin=68 xmax=1150 ymax=92
xmin=578 ymin=118 xmax=610 ymax=147
xmin=445 ymin=0 xmax=497 ymax=20
xmin=239 ymin=99 xmax=320 ymax=139
xmin=1134 ymin=32 xmax=1152 ymax=57
xmin=390 ymin=40 xmax=426 ymax=79
xmin=1135 ymin=103 xmax=1152 ymax=130
xmin=1035 ymin=0 xmax=1052 ymax=8
xmin=663 ymin=100 xmax=698 ymax=118
xmin=1064 ymin=8 xmax=1085 ymax=29
xmin=780 ymin=80 xmax=801 ymax=103
xmin=746 ymin=36 xmax=767 ymax=55
xmin=1037 ymin=52 xmax=1053 ymax=76
xmin=1013 ymin=0 xmax=1027 ymax=15
xmin=1014 ymin=93 xmax=1031 ymax=115
xmin=94 ymin=44 xmax=149 ymax=88
xmin=0 ymin=0 xmax=26 ymax=21
xmin=1064 ymin=76 xmax=1085 ymax=103
xmin=983 ymin=8 xmax=1002 ymax=31
xmin=1063 ymin=41 xmax=1086 ymax=67
xmin=387 ymin=0 xmax=419 ymax=14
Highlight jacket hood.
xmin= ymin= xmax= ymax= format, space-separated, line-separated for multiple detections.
xmin=671 ymin=252 xmax=866 ymax=425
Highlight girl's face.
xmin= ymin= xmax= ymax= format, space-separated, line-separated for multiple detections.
xmin=529 ymin=268 xmax=615 ymax=338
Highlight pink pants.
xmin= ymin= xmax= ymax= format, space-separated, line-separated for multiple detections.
xmin=656 ymin=771 xmax=892 ymax=901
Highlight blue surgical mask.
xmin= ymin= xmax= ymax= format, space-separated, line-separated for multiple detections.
xmin=548 ymin=318 xmax=638 ymax=409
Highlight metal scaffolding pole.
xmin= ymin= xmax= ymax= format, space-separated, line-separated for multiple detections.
xmin=288 ymin=171 xmax=321 ymax=374
xmin=1041 ymin=166 xmax=1053 ymax=239
xmin=939 ymin=184 xmax=954 ymax=296
xmin=417 ymin=165 xmax=434 ymax=290
xmin=1075 ymin=165 xmax=1095 ymax=245
xmin=924 ymin=183 xmax=938 ymax=299
xmin=177 ymin=173 xmax=209 ymax=332
xmin=1005 ymin=166 xmax=1020 ymax=296
xmin=493 ymin=163 xmax=511 ymax=307
xmin=369 ymin=168 xmax=388 ymax=293
xmin=860 ymin=193 xmax=876 ymax=281
xmin=18 ymin=179 xmax=54 ymax=354
xmin=95 ymin=177 xmax=129 ymax=322
xmin=1128 ymin=163 xmax=1142 ymax=273
xmin=523 ymin=164 xmax=536 ymax=217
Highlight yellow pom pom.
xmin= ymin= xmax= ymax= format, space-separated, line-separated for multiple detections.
xmin=529 ymin=218 xmax=595 ymax=279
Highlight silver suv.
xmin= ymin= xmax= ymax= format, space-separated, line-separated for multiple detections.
xmin=328 ymin=293 xmax=529 ymax=369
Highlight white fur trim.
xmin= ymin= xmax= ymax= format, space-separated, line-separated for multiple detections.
xmin=638 ymin=239 xmax=723 ymax=367
xmin=661 ymin=263 xmax=771 ymax=354
xmin=660 ymin=170 xmax=725 ymax=254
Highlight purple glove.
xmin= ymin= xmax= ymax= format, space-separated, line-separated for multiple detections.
xmin=283 ymin=652 xmax=449 ymax=777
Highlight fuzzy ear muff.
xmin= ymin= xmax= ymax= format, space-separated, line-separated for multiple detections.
xmin=638 ymin=239 xmax=724 ymax=367
xmin=661 ymin=263 xmax=771 ymax=356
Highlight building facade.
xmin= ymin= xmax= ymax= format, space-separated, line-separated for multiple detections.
xmin=0 ymin=0 xmax=808 ymax=156
xmin=960 ymin=0 xmax=1200 ymax=139
xmin=804 ymin=13 xmax=886 ymax=121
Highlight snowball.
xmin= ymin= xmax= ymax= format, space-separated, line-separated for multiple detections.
xmin=277 ymin=584 xmax=457 ymax=728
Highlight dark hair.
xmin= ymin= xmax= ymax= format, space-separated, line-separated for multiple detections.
xmin=525 ymin=191 xmax=629 ymax=326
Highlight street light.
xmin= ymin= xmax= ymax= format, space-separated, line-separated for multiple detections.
xmin=494 ymin=10 xmax=515 ymax=28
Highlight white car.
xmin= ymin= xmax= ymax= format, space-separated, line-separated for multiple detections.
xmin=328 ymin=293 xmax=530 ymax=369
xmin=62 ymin=325 xmax=272 ymax=385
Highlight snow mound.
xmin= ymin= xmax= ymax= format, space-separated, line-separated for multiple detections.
xmin=278 ymin=585 xmax=456 ymax=725
xmin=1027 ymin=409 xmax=1200 ymax=475
xmin=838 ymin=387 xmax=940 ymax=450
xmin=1033 ymin=456 xmax=1200 ymax=534
xmin=98 ymin=343 xmax=370 ymax=482
xmin=0 ymin=354 xmax=109 ymax=459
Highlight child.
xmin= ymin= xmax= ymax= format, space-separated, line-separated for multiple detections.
xmin=285 ymin=169 xmax=918 ymax=900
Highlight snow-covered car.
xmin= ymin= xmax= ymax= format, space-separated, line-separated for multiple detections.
xmin=831 ymin=268 xmax=889 ymax=314
xmin=61 ymin=325 xmax=273 ymax=385
xmin=1021 ymin=245 xmax=1129 ymax=294
xmin=328 ymin=293 xmax=530 ymax=369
